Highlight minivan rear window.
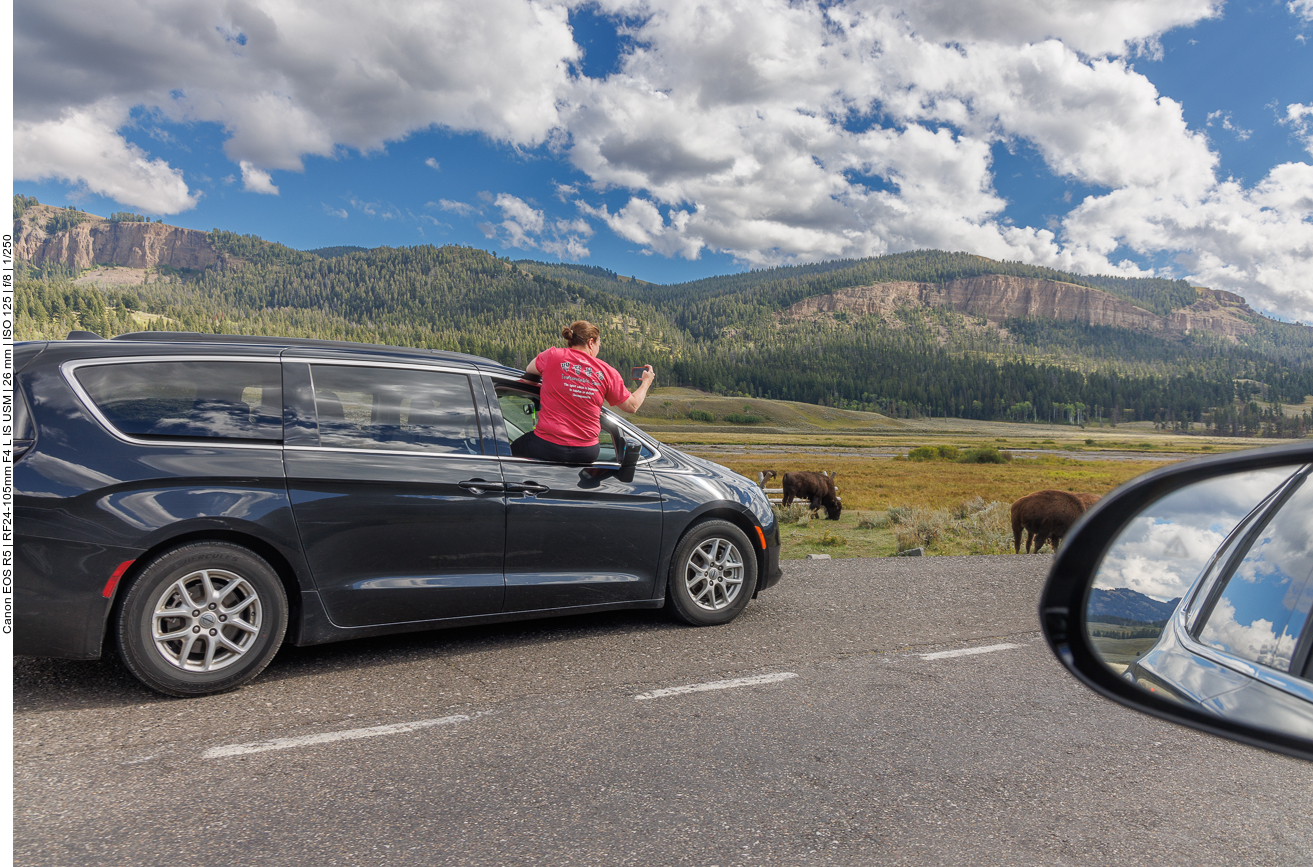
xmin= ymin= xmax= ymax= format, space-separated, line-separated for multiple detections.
xmin=75 ymin=361 xmax=283 ymax=442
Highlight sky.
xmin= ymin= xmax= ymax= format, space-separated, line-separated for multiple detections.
xmin=1092 ymin=466 xmax=1292 ymax=602
xmin=10 ymin=0 xmax=1313 ymax=318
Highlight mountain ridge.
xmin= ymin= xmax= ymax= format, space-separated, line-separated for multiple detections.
xmin=782 ymin=275 xmax=1258 ymax=342
xmin=14 ymin=199 xmax=1267 ymax=347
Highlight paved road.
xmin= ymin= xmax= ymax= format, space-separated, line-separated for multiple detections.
xmin=14 ymin=556 xmax=1313 ymax=866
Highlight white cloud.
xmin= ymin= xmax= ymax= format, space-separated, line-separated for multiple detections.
xmin=1207 ymin=110 xmax=1252 ymax=142
xmin=1200 ymin=597 xmax=1298 ymax=670
xmin=1289 ymin=1 xmax=1313 ymax=23
xmin=434 ymin=198 xmax=476 ymax=215
xmin=541 ymin=235 xmax=592 ymax=259
xmin=494 ymin=193 xmax=545 ymax=248
xmin=1282 ymin=103 xmax=1313 ymax=155
xmin=15 ymin=0 xmax=579 ymax=200
xmin=240 ymin=161 xmax=279 ymax=195
xmin=13 ymin=104 xmax=197 ymax=213
xmin=425 ymin=158 xmax=441 ymax=170
xmin=322 ymin=203 xmax=347 ymax=218
xmin=486 ymin=192 xmax=593 ymax=258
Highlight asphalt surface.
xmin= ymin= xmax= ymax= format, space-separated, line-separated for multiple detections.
xmin=14 ymin=555 xmax=1313 ymax=866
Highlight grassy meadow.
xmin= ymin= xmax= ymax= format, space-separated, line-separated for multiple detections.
xmin=688 ymin=450 xmax=1167 ymax=560
xmin=625 ymin=386 xmax=1297 ymax=559
xmin=698 ymin=451 xmax=1166 ymax=512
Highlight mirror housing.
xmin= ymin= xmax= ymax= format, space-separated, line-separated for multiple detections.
xmin=617 ymin=442 xmax=641 ymax=482
xmin=1040 ymin=440 xmax=1313 ymax=762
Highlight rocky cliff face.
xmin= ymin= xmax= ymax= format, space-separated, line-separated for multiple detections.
xmin=14 ymin=205 xmax=220 ymax=272
xmin=782 ymin=274 xmax=1257 ymax=341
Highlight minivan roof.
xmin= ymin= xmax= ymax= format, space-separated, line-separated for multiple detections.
xmin=109 ymin=331 xmax=524 ymax=377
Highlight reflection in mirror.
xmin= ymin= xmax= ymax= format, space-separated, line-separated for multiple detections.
xmin=1086 ymin=465 xmax=1313 ymax=740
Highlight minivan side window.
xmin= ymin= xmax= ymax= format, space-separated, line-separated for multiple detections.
xmin=75 ymin=361 xmax=283 ymax=442
xmin=310 ymin=364 xmax=481 ymax=454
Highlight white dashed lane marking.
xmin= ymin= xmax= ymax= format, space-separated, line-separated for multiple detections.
xmin=201 ymin=647 xmax=1020 ymax=759
xmin=920 ymin=642 xmax=1023 ymax=661
xmin=634 ymin=672 xmax=798 ymax=700
xmin=203 ymin=714 xmax=470 ymax=759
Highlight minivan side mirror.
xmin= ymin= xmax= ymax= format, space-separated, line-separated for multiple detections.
xmin=617 ymin=443 xmax=641 ymax=482
xmin=1040 ymin=440 xmax=1313 ymax=762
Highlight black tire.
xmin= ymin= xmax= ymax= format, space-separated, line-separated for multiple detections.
xmin=666 ymin=520 xmax=758 ymax=626
xmin=117 ymin=542 xmax=288 ymax=697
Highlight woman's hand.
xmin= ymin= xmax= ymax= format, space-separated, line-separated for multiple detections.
xmin=617 ymin=365 xmax=655 ymax=413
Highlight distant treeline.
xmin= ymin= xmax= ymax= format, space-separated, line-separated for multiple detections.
xmin=15 ymin=236 xmax=1313 ymax=436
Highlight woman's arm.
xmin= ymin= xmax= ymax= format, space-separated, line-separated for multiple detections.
xmin=614 ymin=366 xmax=655 ymax=413
xmin=525 ymin=359 xmax=540 ymax=376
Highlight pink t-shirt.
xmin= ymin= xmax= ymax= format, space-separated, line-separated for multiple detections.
xmin=533 ymin=346 xmax=632 ymax=447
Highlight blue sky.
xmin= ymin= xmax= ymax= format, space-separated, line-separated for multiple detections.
xmin=12 ymin=1 xmax=1313 ymax=317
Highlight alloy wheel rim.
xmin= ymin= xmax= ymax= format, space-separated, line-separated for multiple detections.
xmin=151 ymin=568 xmax=263 ymax=672
xmin=684 ymin=537 xmax=745 ymax=611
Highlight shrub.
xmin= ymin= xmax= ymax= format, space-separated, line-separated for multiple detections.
xmin=894 ymin=508 xmax=946 ymax=550
xmin=724 ymin=413 xmax=763 ymax=424
xmin=857 ymin=513 xmax=889 ymax=530
xmin=958 ymin=446 xmax=1011 ymax=464
xmin=950 ymin=496 xmax=987 ymax=519
xmin=773 ymin=503 xmax=811 ymax=524
xmin=689 ymin=409 xmax=715 ymax=422
xmin=817 ymin=530 xmax=846 ymax=547
xmin=952 ymin=501 xmax=1014 ymax=554
xmin=907 ymin=444 xmax=959 ymax=461
xmin=886 ymin=505 xmax=914 ymax=525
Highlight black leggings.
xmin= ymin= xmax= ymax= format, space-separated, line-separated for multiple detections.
xmin=511 ymin=430 xmax=600 ymax=465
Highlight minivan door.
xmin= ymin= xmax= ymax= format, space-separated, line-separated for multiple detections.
xmin=283 ymin=360 xmax=507 ymax=628
xmin=492 ymin=382 xmax=664 ymax=612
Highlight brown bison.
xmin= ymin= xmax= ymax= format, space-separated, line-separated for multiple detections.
xmin=757 ymin=469 xmax=778 ymax=488
xmin=1010 ymin=490 xmax=1099 ymax=553
xmin=782 ymin=471 xmax=842 ymax=520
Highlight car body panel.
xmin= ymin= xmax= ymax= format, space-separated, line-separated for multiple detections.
xmin=499 ymin=456 xmax=665 ymax=610
xmin=285 ymin=447 xmax=509 ymax=626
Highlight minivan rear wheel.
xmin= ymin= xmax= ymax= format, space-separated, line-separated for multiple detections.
xmin=117 ymin=542 xmax=288 ymax=697
xmin=666 ymin=520 xmax=758 ymax=626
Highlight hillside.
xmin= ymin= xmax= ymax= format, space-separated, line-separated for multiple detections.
xmin=14 ymin=197 xmax=1313 ymax=435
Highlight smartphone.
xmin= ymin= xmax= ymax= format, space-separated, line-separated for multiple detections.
xmin=631 ymin=366 xmax=648 ymax=382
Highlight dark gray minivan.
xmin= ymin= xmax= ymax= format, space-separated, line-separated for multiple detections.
xmin=14 ymin=332 xmax=782 ymax=696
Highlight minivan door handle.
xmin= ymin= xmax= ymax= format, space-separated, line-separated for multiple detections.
xmin=458 ymin=479 xmax=506 ymax=494
xmin=505 ymin=482 xmax=550 ymax=494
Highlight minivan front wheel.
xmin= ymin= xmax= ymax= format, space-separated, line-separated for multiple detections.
xmin=117 ymin=542 xmax=288 ymax=697
xmin=667 ymin=520 xmax=758 ymax=626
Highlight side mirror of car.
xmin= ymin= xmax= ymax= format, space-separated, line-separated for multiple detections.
xmin=617 ymin=443 xmax=641 ymax=482
xmin=1040 ymin=441 xmax=1313 ymax=762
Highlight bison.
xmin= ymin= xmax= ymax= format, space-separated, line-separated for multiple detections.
xmin=782 ymin=471 xmax=842 ymax=520
xmin=1010 ymin=489 xmax=1097 ymax=553
xmin=757 ymin=469 xmax=778 ymax=488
